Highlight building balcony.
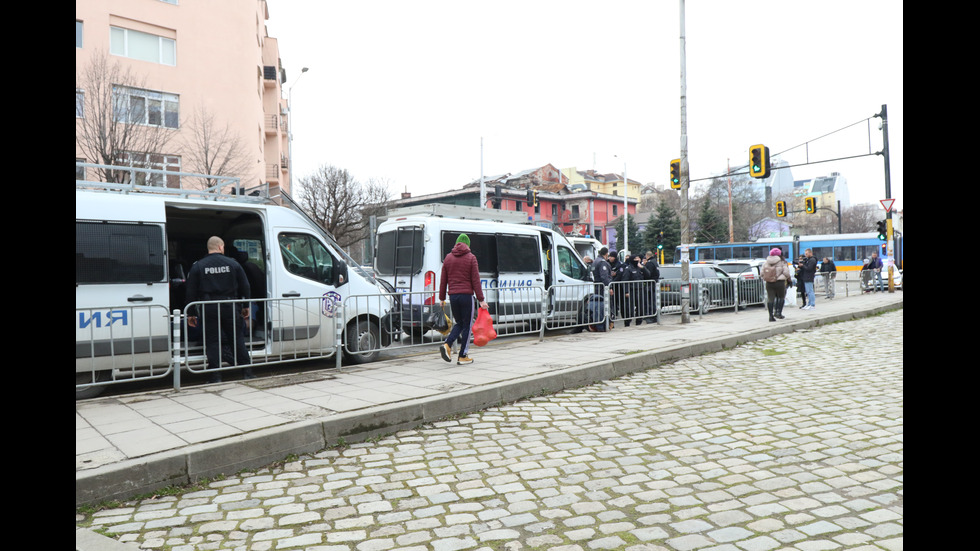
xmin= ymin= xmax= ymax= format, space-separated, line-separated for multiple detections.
xmin=266 ymin=163 xmax=280 ymax=183
xmin=265 ymin=114 xmax=277 ymax=135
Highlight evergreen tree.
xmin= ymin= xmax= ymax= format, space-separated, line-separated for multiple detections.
xmin=643 ymin=202 xmax=681 ymax=263
xmin=613 ymin=214 xmax=641 ymax=255
xmin=696 ymin=198 xmax=727 ymax=244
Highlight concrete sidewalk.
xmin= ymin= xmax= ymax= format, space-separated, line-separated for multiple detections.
xmin=76 ymin=292 xmax=902 ymax=508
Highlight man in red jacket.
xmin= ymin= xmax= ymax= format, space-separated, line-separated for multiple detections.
xmin=439 ymin=233 xmax=489 ymax=365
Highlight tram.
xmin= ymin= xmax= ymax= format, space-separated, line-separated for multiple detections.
xmin=674 ymin=232 xmax=903 ymax=272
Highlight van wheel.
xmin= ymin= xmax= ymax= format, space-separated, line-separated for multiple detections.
xmin=344 ymin=320 xmax=381 ymax=364
xmin=76 ymin=370 xmax=110 ymax=400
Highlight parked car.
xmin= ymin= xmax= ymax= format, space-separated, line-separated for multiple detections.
xmin=715 ymin=259 xmax=767 ymax=306
xmin=658 ymin=264 xmax=736 ymax=315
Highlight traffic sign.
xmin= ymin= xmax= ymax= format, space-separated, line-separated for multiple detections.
xmin=880 ymin=198 xmax=895 ymax=212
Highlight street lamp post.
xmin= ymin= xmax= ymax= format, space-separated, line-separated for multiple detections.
xmin=287 ymin=67 xmax=309 ymax=195
xmin=615 ymin=155 xmax=628 ymax=256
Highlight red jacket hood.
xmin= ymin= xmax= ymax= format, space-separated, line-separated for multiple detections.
xmin=451 ymin=242 xmax=472 ymax=256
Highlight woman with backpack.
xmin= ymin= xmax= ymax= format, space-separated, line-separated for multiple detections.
xmin=761 ymin=248 xmax=792 ymax=322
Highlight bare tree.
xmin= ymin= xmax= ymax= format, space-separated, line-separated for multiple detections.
xmin=701 ymin=175 xmax=768 ymax=241
xmin=298 ymin=165 xmax=391 ymax=249
xmin=76 ymin=49 xmax=175 ymax=183
xmin=841 ymin=203 xmax=883 ymax=234
xmin=180 ymin=104 xmax=255 ymax=191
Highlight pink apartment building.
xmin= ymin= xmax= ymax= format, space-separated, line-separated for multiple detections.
xmin=75 ymin=0 xmax=293 ymax=195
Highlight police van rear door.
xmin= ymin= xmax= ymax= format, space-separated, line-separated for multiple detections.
xmin=76 ymin=193 xmax=171 ymax=379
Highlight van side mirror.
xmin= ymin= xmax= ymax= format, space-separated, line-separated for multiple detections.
xmin=333 ymin=260 xmax=348 ymax=287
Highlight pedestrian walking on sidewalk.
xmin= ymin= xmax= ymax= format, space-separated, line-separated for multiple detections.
xmin=438 ymin=233 xmax=488 ymax=365
xmin=762 ymin=248 xmax=791 ymax=321
xmin=798 ymin=249 xmax=818 ymax=310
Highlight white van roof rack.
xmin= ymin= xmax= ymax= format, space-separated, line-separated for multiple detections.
xmin=382 ymin=203 xmax=531 ymax=225
xmin=75 ymin=162 xmax=272 ymax=203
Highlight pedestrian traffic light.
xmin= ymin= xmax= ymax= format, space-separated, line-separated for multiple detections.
xmin=749 ymin=144 xmax=771 ymax=179
xmin=657 ymin=231 xmax=664 ymax=250
xmin=526 ymin=189 xmax=534 ymax=206
xmin=775 ymin=201 xmax=786 ymax=217
xmin=804 ymin=196 xmax=817 ymax=214
xmin=670 ymin=159 xmax=681 ymax=189
xmin=876 ymin=220 xmax=887 ymax=240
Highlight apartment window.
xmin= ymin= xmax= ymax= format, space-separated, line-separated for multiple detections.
xmin=115 ymin=152 xmax=182 ymax=188
xmin=76 ymin=21 xmax=83 ymax=48
xmin=113 ymin=86 xmax=179 ymax=128
xmin=76 ymin=90 xmax=84 ymax=118
xmin=110 ymin=26 xmax=176 ymax=66
xmin=612 ymin=205 xmax=618 ymax=216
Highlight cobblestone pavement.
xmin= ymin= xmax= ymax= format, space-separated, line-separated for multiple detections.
xmin=76 ymin=309 xmax=903 ymax=551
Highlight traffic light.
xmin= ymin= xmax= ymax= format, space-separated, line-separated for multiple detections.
xmin=775 ymin=201 xmax=786 ymax=217
xmin=532 ymin=190 xmax=538 ymax=207
xmin=657 ymin=231 xmax=664 ymax=250
xmin=670 ymin=159 xmax=681 ymax=189
xmin=876 ymin=220 xmax=887 ymax=241
xmin=749 ymin=144 xmax=771 ymax=179
xmin=526 ymin=189 xmax=534 ymax=206
xmin=804 ymin=196 xmax=817 ymax=214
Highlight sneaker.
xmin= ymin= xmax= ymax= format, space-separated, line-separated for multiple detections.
xmin=457 ymin=355 xmax=474 ymax=365
xmin=440 ymin=343 xmax=452 ymax=362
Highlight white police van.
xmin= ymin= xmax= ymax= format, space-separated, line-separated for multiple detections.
xmin=373 ymin=204 xmax=594 ymax=339
xmin=76 ymin=164 xmax=394 ymax=399
xmin=566 ymin=235 xmax=603 ymax=262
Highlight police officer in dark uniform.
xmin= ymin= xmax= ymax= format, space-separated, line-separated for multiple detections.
xmin=186 ymin=236 xmax=254 ymax=382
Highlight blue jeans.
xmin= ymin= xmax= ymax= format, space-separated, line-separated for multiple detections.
xmin=804 ymin=282 xmax=816 ymax=307
xmin=444 ymin=294 xmax=475 ymax=357
xmin=874 ymin=271 xmax=884 ymax=291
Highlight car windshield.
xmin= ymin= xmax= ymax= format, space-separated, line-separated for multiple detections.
xmin=659 ymin=267 xmax=681 ymax=279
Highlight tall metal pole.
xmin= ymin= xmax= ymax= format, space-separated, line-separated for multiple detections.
xmin=876 ymin=104 xmax=896 ymax=292
xmin=727 ymin=158 xmax=733 ymax=243
xmin=623 ymin=161 xmax=628 ymax=255
xmin=679 ymin=0 xmax=691 ymax=323
xmin=287 ymin=67 xmax=309 ymax=196
xmin=480 ymin=137 xmax=486 ymax=208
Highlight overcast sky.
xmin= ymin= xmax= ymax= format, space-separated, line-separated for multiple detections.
xmin=266 ymin=1 xmax=903 ymax=211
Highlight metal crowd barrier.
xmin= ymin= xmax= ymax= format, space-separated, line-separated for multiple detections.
xmin=342 ymin=287 xmax=546 ymax=357
xmin=76 ymin=304 xmax=174 ymax=395
xmin=607 ymin=280 xmax=660 ymax=326
xmin=176 ymin=296 xmax=344 ymax=386
xmin=77 ymin=272 xmax=902 ymax=397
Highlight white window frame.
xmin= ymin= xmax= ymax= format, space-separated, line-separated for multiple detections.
xmin=110 ymin=26 xmax=176 ymax=66
xmin=115 ymin=152 xmax=182 ymax=188
xmin=113 ymin=86 xmax=180 ymax=129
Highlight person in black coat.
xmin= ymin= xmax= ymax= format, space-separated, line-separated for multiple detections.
xmin=186 ymin=236 xmax=254 ymax=382
xmin=797 ymin=249 xmax=818 ymax=310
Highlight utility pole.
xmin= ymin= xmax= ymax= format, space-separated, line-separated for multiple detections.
xmin=875 ymin=104 xmax=896 ymax=292
xmin=679 ymin=0 xmax=691 ymax=323
xmin=480 ymin=137 xmax=486 ymax=209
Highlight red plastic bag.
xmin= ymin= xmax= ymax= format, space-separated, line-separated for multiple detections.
xmin=471 ymin=307 xmax=497 ymax=346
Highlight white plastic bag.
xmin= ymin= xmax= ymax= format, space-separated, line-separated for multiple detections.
xmin=784 ymin=287 xmax=797 ymax=307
